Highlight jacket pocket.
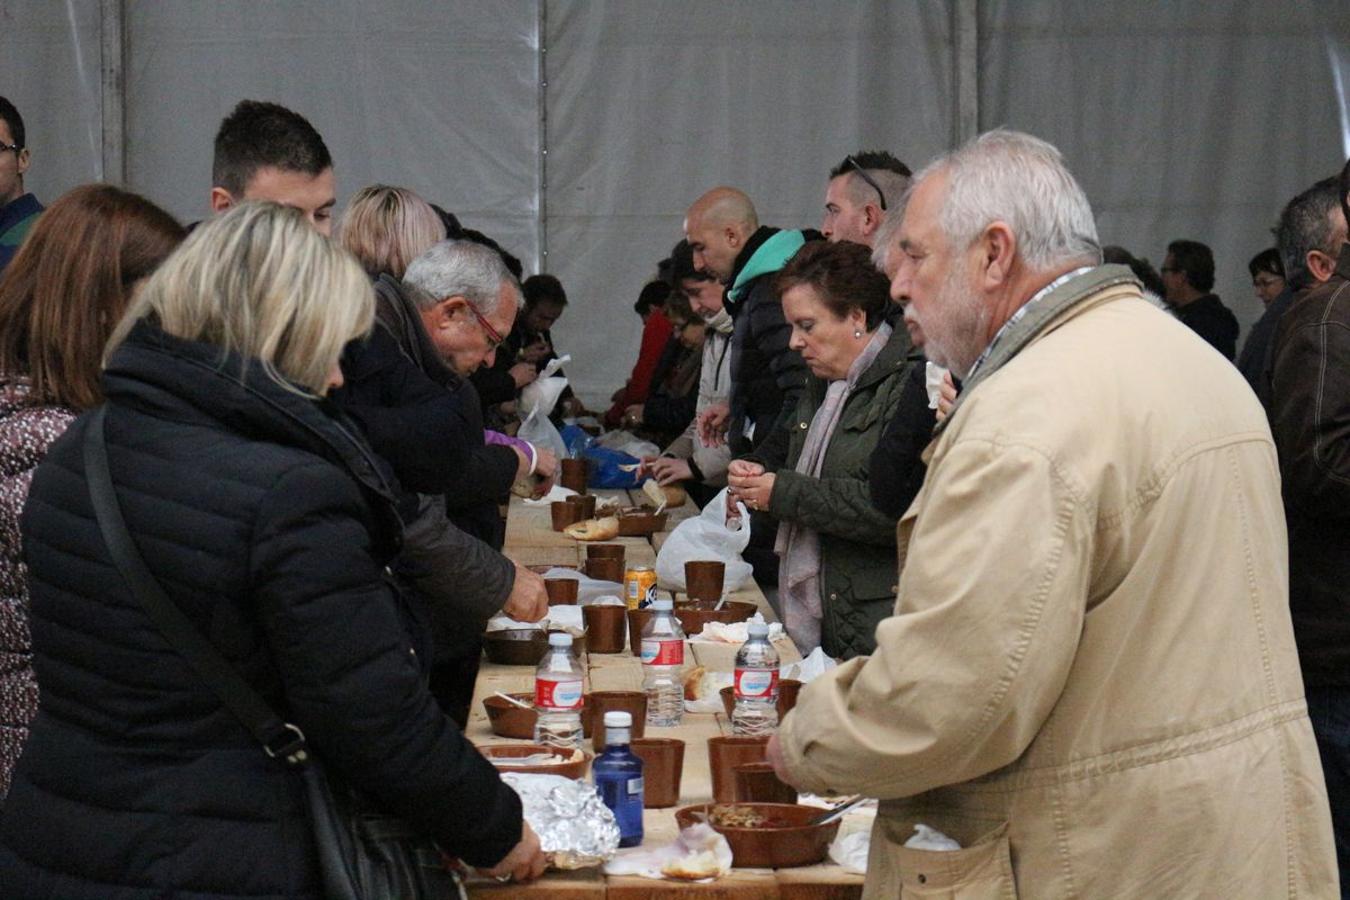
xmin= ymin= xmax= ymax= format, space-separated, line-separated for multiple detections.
xmin=887 ymin=823 xmax=1019 ymax=900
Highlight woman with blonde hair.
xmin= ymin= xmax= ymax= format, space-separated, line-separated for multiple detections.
xmin=0 ymin=201 xmax=544 ymax=896
xmin=339 ymin=183 xmax=446 ymax=279
xmin=0 ymin=183 xmax=184 ymax=804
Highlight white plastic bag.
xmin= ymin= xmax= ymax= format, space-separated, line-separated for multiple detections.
xmin=520 ymin=354 xmax=570 ymax=419
xmin=655 ymin=488 xmax=753 ymax=592
xmin=518 ymin=405 xmax=567 ymax=460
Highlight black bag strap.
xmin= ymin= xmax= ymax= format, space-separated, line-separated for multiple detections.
xmin=82 ymin=405 xmax=310 ymax=766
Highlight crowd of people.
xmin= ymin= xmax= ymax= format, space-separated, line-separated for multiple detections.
xmin=0 ymin=87 xmax=1347 ymax=898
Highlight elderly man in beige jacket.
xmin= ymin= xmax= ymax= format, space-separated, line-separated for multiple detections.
xmin=769 ymin=130 xmax=1337 ymax=898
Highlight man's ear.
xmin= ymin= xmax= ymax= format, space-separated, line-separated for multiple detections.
xmin=978 ymin=221 xmax=1018 ymax=288
xmin=15 ymin=147 xmax=29 ymax=178
xmin=725 ymin=225 xmax=742 ymax=252
xmin=209 ymin=186 xmax=236 ymax=214
xmin=863 ymin=203 xmax=883 ymax=235
xmin=1307 ymin=248 xmax=1338 ymax=284
xmin=436 ymin=296 xmax=470 ymax=329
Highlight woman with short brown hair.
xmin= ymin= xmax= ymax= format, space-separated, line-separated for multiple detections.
xmin=0 ymin=183 xmax=185 ymax=802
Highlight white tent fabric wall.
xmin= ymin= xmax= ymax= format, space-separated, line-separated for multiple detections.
xmin=980 ymin=1 xmax=1345 ymax=337
xmin=544 ymin=0 xmax=955 ymax=402
xmin=4 ymin=0 xmax=1348 ymax=401
xmin=0 ymin=0 xmax=103 ymax=198
xmin=123 ymin=1 xmax=541 ymax=259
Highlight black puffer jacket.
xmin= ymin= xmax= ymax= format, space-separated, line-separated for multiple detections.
xmin=0 ymin=322 xmax=522 ymax=898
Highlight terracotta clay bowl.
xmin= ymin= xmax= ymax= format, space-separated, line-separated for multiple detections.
xmin=482 ymin=629 xmax=548 ymax=666
xmin=673 ymin=600 xmax=757 ymax=637
xmin=482 ymin=692 xmax=593 ymax=740
xmin=481 ymin=743 xmax=591 ymax=780
xmin=674 ymin=803 xmax=838 ymax=868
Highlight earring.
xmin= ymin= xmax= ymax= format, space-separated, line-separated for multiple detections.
xmin=854 ymin=329 xmax=863 ymax=339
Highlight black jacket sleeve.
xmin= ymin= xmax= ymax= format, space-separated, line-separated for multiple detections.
xmin=470 ymin=358 xmax=519 ymax=407
xmin=335 ymin=329 xmax=479 ymax=496
xmin=869 ymin=361 xmax=936 ymax=519
xmin=399 ymin=494 xmax=514 ymax=625
xmin=251 ymin=462 xmax=522 ymax=867
xmin=748 ymin=282 xmax=808 ymax=439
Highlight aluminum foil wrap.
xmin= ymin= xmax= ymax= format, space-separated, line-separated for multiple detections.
xmin=501 ymin=773 xmax=620 ymax=869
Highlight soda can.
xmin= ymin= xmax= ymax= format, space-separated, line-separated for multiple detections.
xmin=624 ymin=565 xmax=658 ymax=610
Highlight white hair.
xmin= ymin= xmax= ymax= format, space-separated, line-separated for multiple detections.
xmin=402 ymin=239 xmax=519 ymax=312
xmin=917 ymin=129 xmax=1101 ymax=271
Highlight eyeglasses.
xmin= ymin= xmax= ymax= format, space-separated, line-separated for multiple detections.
xmin=466 ymin=301 xmax=504 ymax=350
xmin=0 ymin=141 xmax=21 ymax=156
xmin=844 ymin=154 xmax=887 ymax=211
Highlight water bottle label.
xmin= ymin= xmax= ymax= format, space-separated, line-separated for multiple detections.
xmin=640 ymin=638 xmax=684 ymax=665
xmin=735 ymin=667 xmax=779 ymax=699
xmin=535 ymin=677 xmax=583 ymax=709
xmin=627 ymin=776 xmax=644 ymax=796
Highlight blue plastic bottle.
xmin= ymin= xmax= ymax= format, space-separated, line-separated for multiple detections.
xmin=593 ymin=711 xmax=644 ymax=847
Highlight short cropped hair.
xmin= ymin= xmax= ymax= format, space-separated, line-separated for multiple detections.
xmin=403 ymin=239 xmax=519 ymax=315
xmin=0 ymin=96 xmax=25 ymax=149
xmin=1166 ymin=240 xmax=1215 ymax=293
xmin=109 ymin=202 xmax=371 ymax=396
xmin=775 ymin=240 xmax=891 ymax=331
xmin=917 ymin=129 xmax=1101 ymax=272
xmin=830 ymin=151 xmax=912 ymax=211
xmin=1248 ymin=247 xmax=1285 ymax=280
xmin=0 ymin=185 xmax=184 ymax=408
xmin=338 ymin=185 xmax=445 ymax=279
xmin=1276 ymin=177 xmax=1344 ymax=290
xmin=212 ymin=100 xmax=332 ymax=197
xmin=669 ymin=240 xmax=716 ymax=286
xmin=523 ymin=273 xmax=567 ymax=309
xmin=634 ymin=280 xmax=672 ymax=318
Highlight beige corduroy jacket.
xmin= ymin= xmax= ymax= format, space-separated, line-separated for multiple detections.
xmin=779 ymin=266 xmax=1338 ymax=899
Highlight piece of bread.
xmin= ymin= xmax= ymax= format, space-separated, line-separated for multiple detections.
xmin=563 ymin=516 xmax=619 ymax=541
xmin=682 ymin=665 xmax=708 ymax=701
xmin=642 ymin=479 xmax=688 ymax=509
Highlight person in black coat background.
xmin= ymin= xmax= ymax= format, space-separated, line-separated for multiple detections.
xmin=0 ymin=203 xmax=545 ymax=897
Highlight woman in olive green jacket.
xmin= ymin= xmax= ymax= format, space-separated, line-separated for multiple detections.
xmin=729 ymin=241 xmax=921 ymax=659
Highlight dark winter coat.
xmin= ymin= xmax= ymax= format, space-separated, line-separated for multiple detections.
xmin=1269 ymin=243 xmax=1350 ymax=687
xmin=867 ymin=355 xmax=935 ymax=519
xmin=750 ymin=325 xmax=915 ymax=658
xmin=0 ymin=321 xmax=522 ymax=898
xmin=333 ymin=289 xmax=518 ymax=550
xmin=1174 ymin=292 xmax=1239 ymax=361
xmin=724 ymin=226 xmax=810 ymax=457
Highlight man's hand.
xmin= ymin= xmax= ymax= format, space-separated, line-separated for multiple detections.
xmin=697 ymin=402 xmax=731 ymax=447
xmin=509 ymin=361 xmax=538 ymax=389
xmin=476 ymin=822 xmax=547 ymax=884
xmin=521 ymin=339 xmax=552 ymax=365
xmin=646 ymin=456 xmax=692 ymax=485
xmin=502 ymin=564 xmax=548 ymax=622
xmin=623 ymin=404 xmax=644 ymax=428
xmin=531 ymin=447 xmax=557 ymax=496
xmin=935 ymin=371 xmax=958 ymax=423
xmin=562 ymin=396 xmax=586 ymax=417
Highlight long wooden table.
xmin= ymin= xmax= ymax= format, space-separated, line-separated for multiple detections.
xmin=463 ymin=490 xmax=866 ymax=899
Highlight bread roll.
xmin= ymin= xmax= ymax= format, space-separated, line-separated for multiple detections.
xmin=563 ymin=516 xmax=620 ymax=541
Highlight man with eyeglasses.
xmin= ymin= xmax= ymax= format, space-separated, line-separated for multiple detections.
xmin=821 ymin=151 xmax=911 ymax=248
xmin=1160 ymin=238 xmax=1239 ymax=360
xmin=0 ymin=96 xmax=42 ymax=273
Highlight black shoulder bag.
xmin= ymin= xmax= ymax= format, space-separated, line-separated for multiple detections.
xmin=82 ymin=406 xmax=464 ymax=900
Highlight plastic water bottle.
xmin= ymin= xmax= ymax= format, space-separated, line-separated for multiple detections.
xmin=732 ymin=621 xmax=780 ymax=735
xmin=534 ymin=633 xmax=584 ymax=749
xmin=640 ymin=599 xmax=685 ymax=727
xmin=593 ymin=711 xmax=644 ymax=847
